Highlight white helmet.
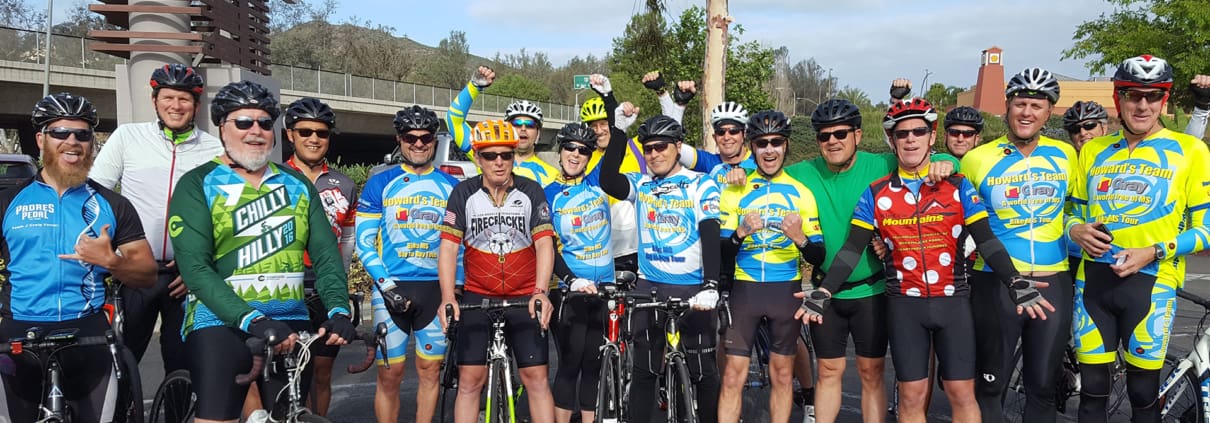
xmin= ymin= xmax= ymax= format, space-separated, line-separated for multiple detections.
xmin=710 ymin=101 xmax=748 ymax=128
xmin=505 ymin=100 xmax=543 ymax=125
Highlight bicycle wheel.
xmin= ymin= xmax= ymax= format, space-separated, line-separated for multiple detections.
xmin=1106 ymin=356 xmax=1132 ymax=419
xmin=293 ymin=413 xmax=332 ymax=423
xmin=113 ymin=346 xmax=144 ymax=423
xmin=670 ymin=355 xmax=698 ymax=423
xmin=484 ymin=360 xmax=512 ymax=423
xmin=1160 ymin=356 xmax=1205 ymax=423
xmin=1003 ymin=344 xmax=1026 ymax=423
xmin=148 ymin=370 xmax=195 ymax=423
xmin=596 ymin=347 xmax=624 ymax=423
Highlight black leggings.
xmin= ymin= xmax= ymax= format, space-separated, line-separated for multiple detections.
xmin=971 ymin=272 xmax=1073 ymax=423
xmin=1079 ymin=362 xmax=1161 ymax=423
xmin=627 ymin=279 xmax=720 ymax=423
xmin=186 ymin=321 xmax=313 ymax=421
xmin=550 ymin=291 xmax=607 ymax=411
xmin=122 ymin=264 xmax=187 ymax=373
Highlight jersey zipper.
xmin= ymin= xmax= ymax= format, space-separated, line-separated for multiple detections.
xmin=161 ymin=144 xmax=180 ymax=261
xmin=56 ymin=188 xmax=64 ymax=321
xmin=912 ymin=182 xmax=931 ymax=298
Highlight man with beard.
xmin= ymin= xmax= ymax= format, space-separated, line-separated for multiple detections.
xmin=960 ymin=68 xmax=1079 ymax=423
xmin=90 ymin=63 xmax=223 ymax=375
xmin=447 ymin=66 xmax=559 ymax=186
xmin=356 ymin=105 xmax=460 ymax=423
xmin=167 ymin=81 xmax=356 ymax=423
xmin=0 ymin=93 xmax=157 ymax=422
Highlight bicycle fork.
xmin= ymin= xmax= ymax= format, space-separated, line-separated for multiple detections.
xmin=486 ymin=320 xmax=516 ymax=423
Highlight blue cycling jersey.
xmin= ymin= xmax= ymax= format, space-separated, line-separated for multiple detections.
xmin=355 ymin=165 xmax=463 ymax=287
xmin=544 ymin=167 xmax=614 ymax=285
xmin=0 ymin=176 xmax=145 ymax=322
xmin=684 ymin=147 xmax=756 ymax=186
xmin=622 ymin=167 xmax=721 ymax=285
xmin=720 ymin=171 xmax=823 ymax=282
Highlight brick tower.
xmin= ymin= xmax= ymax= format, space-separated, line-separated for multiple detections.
xmin=973 ymin=47 xmax=1007 ymax=115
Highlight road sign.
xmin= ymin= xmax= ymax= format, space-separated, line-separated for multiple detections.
xmin=573 ymin=75 xmax=590 ymax=90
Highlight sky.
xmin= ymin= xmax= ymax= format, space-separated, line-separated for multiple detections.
xmin=56 ymin=0 xmax=1126 ymax=99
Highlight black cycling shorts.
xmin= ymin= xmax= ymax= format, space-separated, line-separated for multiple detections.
xmin=455 ymin=291 xmax=549 ymax=368
xmin=0 ymin=313 xmax=116 ymax=423
xmin=723 ymin=281 xmax=803 ymax=356
xmin=186 ymin=320 xmax=312 ymax=421
xmin=887 ymin=296 xmax=975 ymax=382
xmin=809 ymin=293 xmax=888 ymax=359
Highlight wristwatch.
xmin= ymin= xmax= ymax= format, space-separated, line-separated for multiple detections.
xmin=1154 ymin=244 xmax=1167 ymax=261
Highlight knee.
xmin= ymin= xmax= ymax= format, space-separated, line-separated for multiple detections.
xmin=312 ymin=359 xmax=333 ymax=384
xmin=518 ymin=366 xmax=550 ymax=389
xmin=897 ymin=381 xmax=928 ymax=405
xmin=721 ymin=356 xmax=749 ymax=387
xmin=375 ymin=363 xmax=405 ymax=386
xmin=1126 ymin=367 xmax=1160 ymax=407
xmin=1080 ymin=363 xmax=1112 ymax=397
xmin=855 ymin=359 xmax=884 ymax=383
xmin=818 ymin=358 xmax=846 ymax=380
xmin=415 ymin=360 xmax=441 ymax=384
xmin=456 ymin=368 xmax=486 ymax=394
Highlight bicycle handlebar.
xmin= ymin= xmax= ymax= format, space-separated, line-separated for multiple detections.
xmin=235 ymin=331 xmax=275 ymax=386
xmin=457 ymin=298 xmax=536 ymax=311
xmin=1178 ymin=289 xmax=1210 ymax=310
xmin=0 ymin=334 xmax=112 ymax=355
xmin=347 ymin=322 xmax=390 ymax=374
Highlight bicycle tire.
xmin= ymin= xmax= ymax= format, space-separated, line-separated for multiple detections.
xmin=1106 ymin=357 xmax=1132 ymax=419
xmin=113 ymin=345 xmax=144 ymax=423
xmin=485 ymin=360 xmax=512 ymax=423
xmin=292 ymin=413 xmax=332 ymax=423
xmin=596 ymin=347 xmax=624 ymax=422
xmin=1003 ymin=344 xmax=1026 ymax=423
xmin=148 ymin=369 xmax=195 ymax=423
xmin=1160 ymin=356 xmax=1206 ymax=423
xmin=670 ymin=355 xmax=698 ymax=423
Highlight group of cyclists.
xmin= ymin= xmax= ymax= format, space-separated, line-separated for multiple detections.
xmin=2 ymin=51 xmax=1210 ymax=423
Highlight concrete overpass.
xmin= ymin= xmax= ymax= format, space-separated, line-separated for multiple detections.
xmin=0 ymin=59 xmax=577 ymax=164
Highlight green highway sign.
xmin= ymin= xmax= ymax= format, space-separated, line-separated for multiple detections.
xmin=573 ymin=75 xmax=590 ymax=89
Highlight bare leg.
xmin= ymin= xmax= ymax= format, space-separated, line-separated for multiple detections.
xmin=373 ymin=359 xmax=406 ymax=423
xmin=718 ymin=353 xmax=750 ymax=423
xmin=941 ymin=379 xmax=980 ymax=423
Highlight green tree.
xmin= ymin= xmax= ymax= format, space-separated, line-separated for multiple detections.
xmin=491 ymin=73 xmax=552 ymax=102
xmin=1062 ymin=0 xmax=1210 ymax=109
xmin=416 ymin=30 xmax=472 ymax=88
xmin=923 ymin=83 xmax=964 ymax=110
xmin=837 ymin=86 xmax=872 ymax=109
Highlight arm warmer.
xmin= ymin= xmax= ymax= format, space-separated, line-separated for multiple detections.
xmin=819 ymin=225 xmax=875 ymax=293
xmin=798 ymin=240 xmax=827 ymax=268
xmin=968 ymin=218 xmax=1021 ymax=284
xmin=599 ymin=96 xmax=632 ymax=201
xmin=699 ymin=219 xmax=722 ymax=284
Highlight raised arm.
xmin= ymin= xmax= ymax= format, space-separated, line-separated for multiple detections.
xmin=446 ymin=66 xmax=495 ymax=155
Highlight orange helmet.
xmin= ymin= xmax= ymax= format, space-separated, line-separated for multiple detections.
xmin=471 ymin=119 xmax=519 ymax=150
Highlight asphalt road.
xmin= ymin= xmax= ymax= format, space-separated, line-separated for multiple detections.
xmin=134 ymin=255 xmax=1210 ymax=422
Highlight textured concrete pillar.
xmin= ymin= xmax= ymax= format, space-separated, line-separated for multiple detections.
xmin=115 ymin=0 xmax=191 ymax=126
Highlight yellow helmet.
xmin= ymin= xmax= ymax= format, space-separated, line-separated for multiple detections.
xmin=471 ymin=119 xmax=519 ymax=150
xmin=580 ymin=97 xmax=608 ymax=122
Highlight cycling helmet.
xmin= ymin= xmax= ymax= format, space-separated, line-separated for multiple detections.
xmin=393 ymin=105 xmax=440 ymax=133
xmin=746 ymin=110 xmax=792 ymax=139
xmin=810 ymin=99 xmax=861 ymax=131
xmin=284 ymin=97 xmax=336 ymax=129
xmin=943 ymin=106 xmax=984 ymax=132
xmin=149 ymin=63 xmax=204 ymax=97
xmin=1005 ymin=67 xmax=1061 ymax=104
xmin=32 ymin=92 xmax=98 ymax=129
xmin=504 ymin=100 xmax=543 ymax=125
xmin=1113 ymin=55 xmax=1174 ymax=89
xmin=710 ymin=101 xmax=749 ymax=128
xmin=882 ymin=98 xmax=939 ymax=132
xmin=209 ymin=80 xmax=279 ymax=126
xmin=556 ymin=122 xmax=597 ymax=147
xmin=580 ymin=97 xmax=608 ymax=123
xmin=637 ymin=115 xmax=684 ymax=143
xmin=1063 ymin=101 xmax=1109 ymax=130
xmin=471 ymin=120 xmax=519 ymax=150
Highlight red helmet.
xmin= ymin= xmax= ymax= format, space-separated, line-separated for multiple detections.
xmin=882 ymin=98 xmax=938 ymax=133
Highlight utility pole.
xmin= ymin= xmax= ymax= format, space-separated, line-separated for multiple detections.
xmin=701 ymin=0 xmax=729 ymax=152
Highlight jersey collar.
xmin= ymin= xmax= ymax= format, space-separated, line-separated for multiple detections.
xmin=285 ymin=156 xmax=329 ymax=176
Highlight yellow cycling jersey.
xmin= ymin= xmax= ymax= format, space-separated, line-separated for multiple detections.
xmin=587 ymin=136 xmax=647 ymax=176
xmin=1070 ymin=128 xmax=1210 ymax=287
xmin=719 ymin=171 xmax=823 ymax=282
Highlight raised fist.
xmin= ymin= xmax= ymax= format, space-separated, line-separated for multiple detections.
xmin=471 ymin=66 xmax=496 ymax=89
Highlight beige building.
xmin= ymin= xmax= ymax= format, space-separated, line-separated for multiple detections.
xmin=956 ymin=46 xmax=1116 ymax=116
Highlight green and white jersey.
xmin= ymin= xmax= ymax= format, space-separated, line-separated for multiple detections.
xmin=168 ymin=159 xmax=350 ymax=337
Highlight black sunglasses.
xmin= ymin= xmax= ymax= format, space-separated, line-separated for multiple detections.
xmin=946 ymin=128 xmax=979 ymax=138
xmin=479 ymin=151 xmax=515 ymax=161
xmin=226 ymin=116 xmax=275 ymax=131
xmin=294 ymin=128 xmax=330 ymax=139
xmin=816 ymin=129 xmax=852 ymax=142
xmin=714 ymin=127 xmax=743 ymax=136
xmin=1072 ymin=121 xmax=1101 ymax=132
xmin=642 ymin=142 xmax=674 ymax=154
xmin=892 ymin=127 xmax=931 ymax=140
xmin=1118 ymin=89 xmax=1166 ymax=103
xmin=44 ymin=127 xmax=94 ymax=142
xmin=752 ymin=137 xmax=787 ymax=149
xmin=400 ymin=133 xmax=436 ymax=145
xmin=562 ymin=144 xmax=594 ymax=156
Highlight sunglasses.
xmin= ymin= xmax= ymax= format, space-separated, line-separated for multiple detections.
xmin=891 ymin=127 xmax=931 ymax=140
xmin=1118 ymin=89 xmax=1166 ymax=103
xmin=642 ymin=142 xmax=674 ymax=155
xmin=400 ymin=133 xmax=436 ymax=145
xmin=44 ymin=127 xmax=94 ymax=142
xmin=479 ymin=151 xmax=515 ymax=162
xmin=1072 ymin=121 xmax=1101 ymax=132
xmin=753 ymin=137 xmax=787 ymax=149
xmin=511 ymin=118 xmax=539 ymax=129
xmin=946 ymin=128 xmax=979 ymax=138
xmin=293 ymin=128 xmax=330 ymax=139
xmin=562 ymin=144 xmax=594 ymax=156
xmin=225 ymin=116 xmax=275 ymax=131
xmin=816 ymin=129 xmax=852 ymax=142
xmin=714 ymin=127 xmax=743 ymax=136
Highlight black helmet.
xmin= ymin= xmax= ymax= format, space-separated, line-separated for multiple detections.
xmin=393 ymin=105 xmax=440 ymax=133
xmin=285 ymin=97 xmax=336 ymax=129
xmin=1063 ymin=101 xmax=1109 ymax=131
xmin=150 ymin=63 xmax=204 ymax=97
xmin=210 ymin=81 xmax=279 ymax=126
xmin=556 ymin=122 xmax=597 ymax=147
xmin=810 ymin=99 xmax=861 ymax=131
xmin=943 ymin=106 xmax=984 ymax=132
xmin=32 ymin=92 xmax=98 ymax=129
xmin=637 ymin=115 xmax=684 ymax=143
xmin=747 ymin=110 xmax=792 ymax=139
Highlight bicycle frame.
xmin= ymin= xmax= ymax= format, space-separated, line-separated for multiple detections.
xmin=1160 ymin=291 xmax=1210 ymax=421
xmin=0 ymin=328 xmax=122 ymax=423
xmin=241 ymin=331 xmax=326 ymax=423
xmin=444 ymin=298 xmax=542 ymax=423
xmin=633 ymin=294 xmax=698 ymax=423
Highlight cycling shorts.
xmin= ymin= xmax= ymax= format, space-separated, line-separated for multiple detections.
xmin=371 ymin=282 xmax=446 ymax=365
xmin=304 ymin=269 xmax=340 ymax=359
xmin=185 ymin=320 xmax=312 ymax=421
xmin=0 ymin=313 xmax=116 ymax=423
xmin=454 ymin=291 xmax=549 ymax=368
xmin=1074 ymin=262 xmax=1176 ymax=370
xmin=723 ymin=281 xmax=803 ymax=356
xmin=887 ymin=296 xmax=975 ymax=382
xmin=809 ymin=293 xmax=888 ymax=359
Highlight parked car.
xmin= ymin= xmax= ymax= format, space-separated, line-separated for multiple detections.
xmin=0 ymin=154 xmax=37 ymax=191
xmin=370 ymin=132 xmax=478 ymax=180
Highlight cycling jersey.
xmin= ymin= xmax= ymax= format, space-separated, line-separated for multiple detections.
xmin=681 ymin=147 xmax=756 ymax=186
xmin=719 ymin=171 xmax=823 ymax=282
xmin=285 ymin=157 xmax=356 ymax=268
xmin=445 ymin=82 xmax=559 ymax=186
xmin=620 ymin=167 xmax=721 ymax=285
xmin=1069 ymin=128 xmax=1210 ymax=286
xmin=961 ymin=136 xmax=1078 ymax=273
xmin=850 ymin=169 xmax=987 ymax=297
xmin=544 ymin=167 xmax=614 ymax=285
xmin=355 ymin=165 xmax=461 ymax=285
xmin=0 ymin=177 xmax=145 ymax=321
xmin=586 ymin=137 xmax=648 ymax=176
xmin=90 ymin=121 xmax=224 ymax=261
xmin=439 ymin=175 xmax=554 ymax=296
xmin=168 ymin=160 xmax=351 ymax=336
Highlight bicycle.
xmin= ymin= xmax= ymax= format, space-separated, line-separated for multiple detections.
xmin=441 ymin=298 xmax=544 ymax=423
xmin=553 ymin=271 xmax=640 ymax=423
xmin=1002 ymin=342 xmax=1130 ymax=421
xmin=630 ymin=292 xmax=707 ymax=423
xmin=1157 ymin=289 xmax=1210 ymax=422
xmin=0 ymin=327 xmax=142 ymax=423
